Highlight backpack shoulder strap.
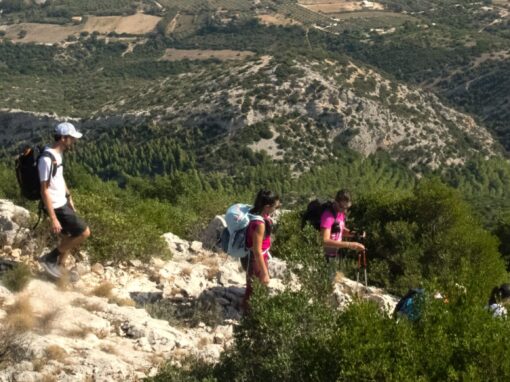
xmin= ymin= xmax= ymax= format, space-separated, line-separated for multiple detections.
xmin=39 ymin=150 xmax=59 ymax=178
xmin=248 ymin=214 xmax=264 ymax=222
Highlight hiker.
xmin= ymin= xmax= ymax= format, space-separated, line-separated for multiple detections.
xmin=320 ymin=189 xmax=365 ymax=263
xmin=486 ymin=284 xmax=510 ymax=318
xmin=242 ymin=189 xmax=281 ymax=310
xmin=37 ymin=122 xmax=90 ymax=280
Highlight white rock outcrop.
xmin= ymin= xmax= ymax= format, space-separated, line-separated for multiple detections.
xmin=0 ymin=200 xmax=31 ymax=249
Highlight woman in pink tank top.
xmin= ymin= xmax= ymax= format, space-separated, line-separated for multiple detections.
xmin=243 ymin=189 xmax=281 ymax=311
xmin=320 ymin=189 xmax=365 ymax=259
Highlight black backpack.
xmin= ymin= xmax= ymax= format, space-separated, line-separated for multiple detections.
xmin=15 ymin=146 xmax=57 ymax=201
xmin=301 ymin=199 xmax=335 ymax=230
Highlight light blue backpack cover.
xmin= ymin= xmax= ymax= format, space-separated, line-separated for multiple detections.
xmin=221 ymin=203 xmax=263 ymax=258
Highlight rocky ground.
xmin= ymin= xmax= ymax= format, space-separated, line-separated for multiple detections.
xmin=0 ymin=199 xmax=398 ymax=381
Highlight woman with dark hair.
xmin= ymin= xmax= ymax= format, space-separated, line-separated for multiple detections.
xmin=242 ymin=189 xmax=281 ymax=310
xmin=487 ymin=284 xmax=510 ymax=318
xmin=320 ymin=189 xmax=365 ymax=261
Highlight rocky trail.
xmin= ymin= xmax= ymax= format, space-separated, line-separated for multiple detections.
xmin=0 ymin=200 xmax=398 ymax=381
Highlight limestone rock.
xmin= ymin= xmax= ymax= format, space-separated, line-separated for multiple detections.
xmin=91 ymin=263 xmax=105 ymax=275
xmin=161 ymin=232 xmax=190 ymax=258
xmin=0 ymin=199 xmax=31 ymax=248
xmin=190 ymin=241 xmax=203 ymax=253
xmin=200 ymin=215 xmax=226 ymax=250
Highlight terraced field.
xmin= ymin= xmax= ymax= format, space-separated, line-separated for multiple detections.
xmin=0 ymin=13 xmax=162 ymax=44
xmin=299 ymin=0 xmax=384 ymax=13
xmin=160 ymin=48 xmax=255 ymax=61
xmin=157 ymin=0 xmax=253 ymax=11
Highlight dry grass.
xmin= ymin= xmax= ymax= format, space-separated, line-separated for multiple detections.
xmin=205 ymin=266 xmax=219 ymax=282
xmin=56 ymin=272 xmax=73 ymax=291
xmin=91 ymin=282 xmax=114 ymax=298
xmin=180 ymin=267 xmax=192 ymax=278
xmin=168 ymin=287 xmax=182 ymax=297
xmin=41 ymin=375 xmax=58 ymax=382
xmin=37 ymin=309 xmax=59 ymax=334
xmin=109 ymin=296 xmax=136 ymax=307
xmin=71 ymin=298 xmax=105 ymax=313
xmin=0 ymin=323 xmax=29 ymax=366
xmin=45 ymin=345 xmax=67 ymax=362
xmin=32 ymin=357 xmax=47 ymax=372
xmin=148 ymin=353 xmax=165 ymax=367
xmin=100 ymin=343 xmax=118 ymax=355
xmin=172 ymin=348 xmax=189 ymax=359
xmin=198 ymin=337 xmax=210 ymax=349
xmin=4 ymin=295 xmax=35 ymax=331
xmin=201 ymin=257 xmax=219 ymax=268
xmin=334 ymin=271 xmax=345 ymax=284
xmin=66 ymin=326 xmax=91 ymax=339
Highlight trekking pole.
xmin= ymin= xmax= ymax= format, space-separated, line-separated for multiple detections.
xmin=363 ymin=251 xmax=367 ymax=287
xmin=356 ymin=251 xmax=361 ymax=285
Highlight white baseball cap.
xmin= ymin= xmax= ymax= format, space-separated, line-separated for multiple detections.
xmin=55 ymin=122 xmax=82 ymax=139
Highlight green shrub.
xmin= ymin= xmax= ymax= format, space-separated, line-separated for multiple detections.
xmin=351 ymin=178 xmax=507 ymax=299
xmin=1 ymin=263 xmax=31 ymax=292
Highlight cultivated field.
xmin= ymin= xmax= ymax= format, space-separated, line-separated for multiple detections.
xmin=0 ymin=13 xmax=161 ymax=44
xmin=82 ymin=13 xmax=161 ymax=35
xmin=0 ymin=23 xmax=78 ymax=44
xmin=257 ymin=14 xmax=301 ymax=26
xmin=160 ymin=48 xmax=255 ymax=61
xmin=298 ymin=1 xmax=384 ymax=13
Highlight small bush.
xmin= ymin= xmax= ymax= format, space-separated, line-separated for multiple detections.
xmin=45 ymin=345 xmax=67 ymax=362
xmin=4 ymin=295 xmax=35 ymax=332
xmin=91 ymin=282 xmax=114 ymax=299
xmin=0 ymin=323 xmax=29 ymax=367
xmin=1 ymin=263 xmax=32 ymax=292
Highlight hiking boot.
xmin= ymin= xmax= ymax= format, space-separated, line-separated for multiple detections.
xmin=38 ymin=254 xmax=62 ymax=279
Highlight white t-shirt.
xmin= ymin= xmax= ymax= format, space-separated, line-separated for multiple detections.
xmin=487 ymin=303 xmax=508 ymax=318
xmin=38 ymin=148 xmax=67 ymax=209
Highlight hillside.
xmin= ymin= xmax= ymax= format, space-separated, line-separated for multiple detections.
xmin=95 ymin=54 xmax=497 ymax=173
xmin=0 ymin=47 xmax=499 ymax=175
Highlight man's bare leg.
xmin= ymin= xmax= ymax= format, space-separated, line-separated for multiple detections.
xmin=57 ymin=227 xmax=90 ymax=265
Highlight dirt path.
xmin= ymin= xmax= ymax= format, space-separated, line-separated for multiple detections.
xmin=166 ymin=12 xmax=180 ymax=34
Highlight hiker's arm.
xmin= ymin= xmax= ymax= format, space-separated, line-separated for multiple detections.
xmin=65 ymin=183 xmax=75 ymax=211
xmin=342 ymin=227 xmax=353 ymax=238
xmin=321 ymin=228 xmax=365 ymax=252
xmin=252 ymin=223 xmax=270 ymax=285
xmin=40 ymin=182 xmax=62 ymax=234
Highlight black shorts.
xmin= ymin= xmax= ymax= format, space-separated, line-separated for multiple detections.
xmin=54 ymin=203 xmax=88 ymax=237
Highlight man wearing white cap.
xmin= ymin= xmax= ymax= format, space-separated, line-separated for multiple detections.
xmin=38 ymin=122 xmax=90 ymax=280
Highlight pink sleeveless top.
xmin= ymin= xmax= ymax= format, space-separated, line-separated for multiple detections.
xmin=246 ymin=214 xmax=272 ymax=254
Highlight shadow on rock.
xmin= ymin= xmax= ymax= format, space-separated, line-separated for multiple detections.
xmin=138 ymin=285 xmax=245 ymax=329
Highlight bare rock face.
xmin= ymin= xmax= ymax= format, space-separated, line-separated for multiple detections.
xmin=0 ymin=200 xmax=31 ymax=249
